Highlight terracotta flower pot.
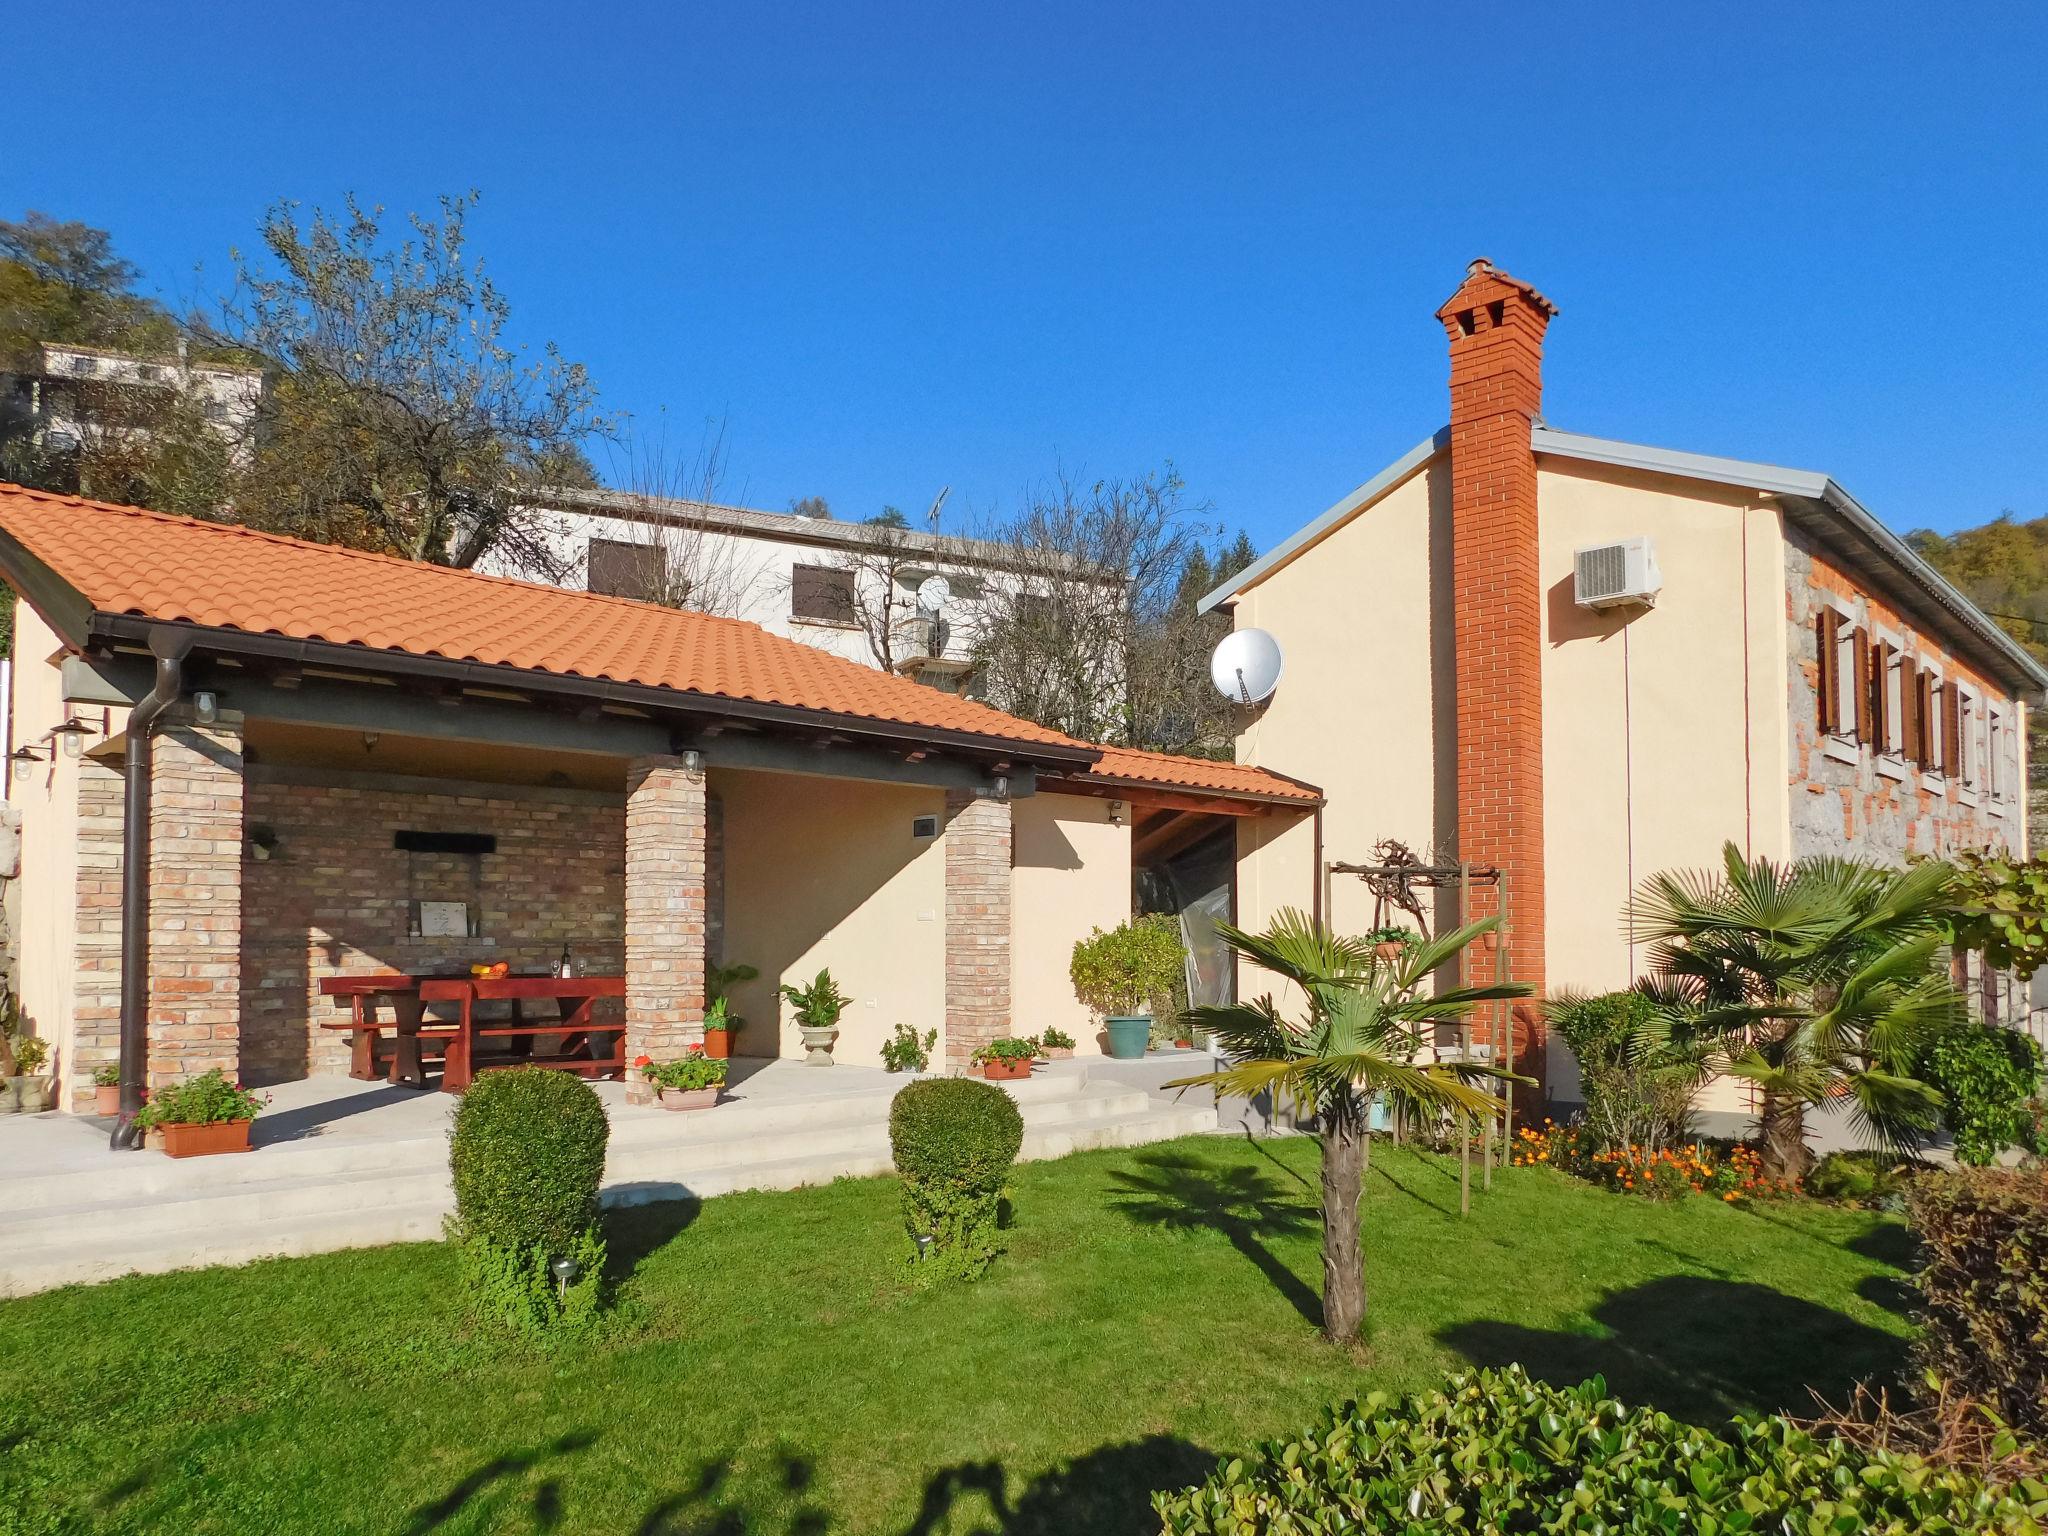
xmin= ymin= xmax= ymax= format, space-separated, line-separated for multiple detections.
xmin=159 ymin=1120 xmax=254 ymax=1158
xmin=702 ymin=1029 xmax=731 ymax=1061
xmin=660 ymin=1086 xmax=720 ymax=1111
xmin=982 ymin=1058 xmax=1031 ymax=1081
xmin=1174 ymin=1040 xmax=1194 ymax=1050
xmin=95 ymin=1084 xmax=121 ymax=1116
xmin=1374 ymin=942 xmax=1405 ymax=962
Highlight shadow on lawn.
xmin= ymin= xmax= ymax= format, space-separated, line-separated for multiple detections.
xmin=605 ymin=1196 xmax=705 ymax=1284
xmin=1107 ymin=1149 xmax=1323 ymax=1329
xmin=900 ymin=1435 xmax=1218 ymax=1536
xmin=1440 ymin=1273 xmax=1909 ymax=1422
xmin=401 ymin=1428 xmax=600 ymax=1535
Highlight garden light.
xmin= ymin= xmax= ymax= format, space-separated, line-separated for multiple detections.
xmin=550 ymin=1254 xmax=580 ymax=1301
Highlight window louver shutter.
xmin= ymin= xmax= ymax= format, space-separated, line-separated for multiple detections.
xmin=1816 ymin=611 xmax=1839 ymax=732
xmin=1853 ymin=634 xmax=1873 ymax=745
xmin=1899 ymin=658 xmax=1920 ymax=767
xmin=1943 ymin=679 xmax=1962 ymax=775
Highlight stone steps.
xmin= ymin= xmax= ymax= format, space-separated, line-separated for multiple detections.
xmin=0 ymin=1076 xmax=1218 ymax=1295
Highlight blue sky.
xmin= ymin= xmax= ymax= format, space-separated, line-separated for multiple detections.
xmin=8 ymin=2 xmax=2045 ymax=547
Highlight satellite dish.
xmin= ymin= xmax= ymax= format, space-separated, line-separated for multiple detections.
xmin=915 ymin=575 xmax=953 ymax=617
xmin=1211 ymin=628 xmax=1284 ymax=706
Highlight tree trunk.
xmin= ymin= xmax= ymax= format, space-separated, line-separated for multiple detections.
xmin=1319 ymin=1097 xmax=1367 ymax=1344
xmin=1758 ymin=1091 xmax=1812 ymax=1183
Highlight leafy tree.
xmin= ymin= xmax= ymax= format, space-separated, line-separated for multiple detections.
xmin=0 ymin=212 xmax=178 ymax=365
xmin=866 ymin=505 xmax=909 ymax=529
xmin=1169 ymin=910 xmax=1527 ymax=1344
xmin=208 ymin=192 xmax=607 ymax=575
xmin=1938 ymin=847 xmax=2048 ymax=980
xmin=1630 ymin=842 xmax=1960 ymax=1180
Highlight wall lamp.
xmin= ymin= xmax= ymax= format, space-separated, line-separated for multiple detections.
xmin=680 ymin=749 xmax=704 ymax=774
xmin=1106 ymin=799 xmax=1126 ymax=827
xmin=47 ymin=717 xmax=96 ymax=759
xmin=192 ymin=691 xmax=219 ymax=724
xmin=9 ymin=745 xmax=45 ymax=782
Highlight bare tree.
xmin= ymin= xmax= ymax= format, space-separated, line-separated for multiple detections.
xmin=969 ymin=466 xmax=1234 ymax=753
xmin=207 ymin=192 xmax=610 ymax=577
xmin=820 ymin=511 xmax=978 ymax=674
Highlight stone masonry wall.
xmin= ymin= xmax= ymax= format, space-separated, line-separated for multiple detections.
xmin=68 ymin=758 xmax=123 ymax=1111
xmin=148 ymin=714 xmax=245 ymax=1089
xmin=1786 ymin=532 xmax=2023 ymax=862
xmin=943 ymin=789 xmax=1012 ymax=1068
xmin=623 ymin=755 xmax=707 ymax=1063
xmin=242 ymin=768 xmax=625 ymax=1082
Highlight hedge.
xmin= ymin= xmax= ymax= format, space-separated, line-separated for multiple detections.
xmin=1910 ymin=1169 xmax=2048 ymax=1439
xmin=1154 ymin=1365 xmax=2047 ymax=1535
xmin=889 ymin=1077 xmax=1023 ymax=1282
xmin=449 ymin=1067 xmax=610 ymax=1255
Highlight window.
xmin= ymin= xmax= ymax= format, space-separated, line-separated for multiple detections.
xmin=587 ymin=537 xmax=667 ymax=600
xmin=790 ymin=563 xmax=856 ymax=624
xmin=1881 ymin=640 xmax=1904 ymax=759
xmin=1989 ymin=705 xmax=2009 ymax=801
xmin=1915 ymin=663 xmax=1943 ymax=775
xmin=1955 ymin=685 xmax=1983 ymax=794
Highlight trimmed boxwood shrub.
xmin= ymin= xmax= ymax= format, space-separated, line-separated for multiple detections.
xmin=448 ymin=1067 xmax=610 ymax=1332
xmin=1910 ymin=1169 xmax=2048 ymax=1439
xmin=1154 ymin=1365 xmax=2047 ymax=1534
xmin=888 ymin=1077 xmax=1023 ymax=1283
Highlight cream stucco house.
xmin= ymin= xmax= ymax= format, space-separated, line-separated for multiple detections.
xmin=1207 ymin=261 xmax=2048 ymax=1116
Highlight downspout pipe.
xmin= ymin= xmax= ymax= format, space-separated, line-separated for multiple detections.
xmin=111 ymin=630 xmax=193 ymax=1150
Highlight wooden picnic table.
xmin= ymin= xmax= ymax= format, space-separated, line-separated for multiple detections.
xmin=421 ymin=975 xmax=627 ymax=1092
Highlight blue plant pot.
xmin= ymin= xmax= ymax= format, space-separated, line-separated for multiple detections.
xmin=1104 ymin=1016 xmax=1151 ymax=1060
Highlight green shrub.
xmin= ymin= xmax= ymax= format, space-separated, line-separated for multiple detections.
xmin=132 ymin=1068 xmax=263 ymax=1129
xmin=1549 ymin=988 xmax=1703 ymax=1154
xmin=1920 ymin=1020 xmax=2044 ymax=1166
xmin=448 ymin=1068 xmax=610 ymax=1330
xmin=881 ymin=1023 xmax=936 ymax=1073
xmin=1154 ymin=1365 xmax=2047 ymax=1535
xmin=10 ymin=1036 xmax=48 ymax=1075
xmin=645 ymin=1056 xmax=726 ymax=1092
xmin=1809 ymin=1149 xmax=1918 ymax=1206
xmin=888 ymin=1077 xmax=1023 ymax=1283
xmin=1909 ymin=1169 xmax=2048 ymax=1439
xmin=1069 ymin=914 xmax=1184 ymax=1019
xmin=92 ymin=1063 xmax=120 ymax=1088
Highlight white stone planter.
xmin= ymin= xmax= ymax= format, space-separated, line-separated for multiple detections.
xmin=798 ymin=1026 xmax=839 ymax=1066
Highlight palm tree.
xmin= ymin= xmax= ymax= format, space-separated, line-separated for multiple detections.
xmin=1168 ymin=909 xmax=1531 ymax=1345
xmin=1629 ymin=842 xmax=1960 ymax=1181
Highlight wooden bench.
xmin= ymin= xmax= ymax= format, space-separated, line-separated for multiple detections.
xmin=316 ymin=975 xmax=460 ymax=1088
xmin=422 ymin=976 xmax=626 ymax=1092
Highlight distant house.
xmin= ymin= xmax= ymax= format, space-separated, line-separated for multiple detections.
xmin=2 ymin=341 xmax=263 ymax=464
xmin=1203 ymin=260 xmax=2048 ymax=1118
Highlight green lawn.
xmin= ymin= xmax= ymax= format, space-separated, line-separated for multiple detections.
xmin=0 ymin=1137 xmax=1916 ymax=1536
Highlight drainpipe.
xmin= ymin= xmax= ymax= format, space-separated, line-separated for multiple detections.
xmin=111 ymin=630 xmax=193 ymax=1150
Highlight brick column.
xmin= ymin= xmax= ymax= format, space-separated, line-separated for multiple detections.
xmin=943 ymin=789 xmax=1012 ymax=1070
xmin=147 ymin=712 xmax=245 ymax=1088
xmin=1436 ymin=259 xmax=1556 ymax=1087
xmin=69 ymin=758 xmax=125 ymax=1111
xmin=625 ymin=755 xmax=707 ymax=1062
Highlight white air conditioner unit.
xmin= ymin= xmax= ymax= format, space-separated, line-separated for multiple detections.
xmin=1572 ymin=536 xmax=1662 ymax=610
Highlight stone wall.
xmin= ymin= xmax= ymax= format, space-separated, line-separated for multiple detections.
xmin=623 ymin=755 xmax=707 ymax=1063
xmin=67 ymin=759 xmax=123 ymax=1110
xmin=241 ymin=767 xmax=625 ymax=1082
xmin=148 ymin=716 xmax=244 ymax=1088
xmin=943 ymin=789 xmax=1012 ymax=1068
xmin=1786 ymin=531 xmax=2023 ymax=862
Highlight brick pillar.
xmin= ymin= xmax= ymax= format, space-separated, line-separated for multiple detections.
xmin=69 ymin=758 xmax=125 ymax=1111
xmin=943 ymin=789 xmax=1012 ymax=1070
xmin=625 ymin=755 xmax=707 ymax=1062
xmin=147 ymin=712 xmax=245 ymax=1088
xmin=1436 ymin=258 xmax=1555 ymax=1086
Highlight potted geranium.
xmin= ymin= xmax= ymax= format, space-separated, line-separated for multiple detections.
xmin=7 ymin=1036 xmax=53 ymax=1114
xmin=134 ymin=1069 xmax=266 ymax=1157
xmin=649 ymin=1053 xmax=727 ymax=1111
xmin=93 ymin=1062 xmax=121 ymax=1116
xmin=781 ymin=969 xmax=851 ymax=1066
xmin=1069 ymin=915 xmax=1187 ymax=1060
xmin=1037 ymin=1028 xmax=1077 ymax=1061
xmin=882 ymin=1022 xmax=937 ymax=1073
xmin=1365 ymin=924 xmax=1418 ymax=964
xmin=973 ymin=1038 xmax=1037 ymax=1082
xmin=701 ymin=996 xmax=735 ymax=1061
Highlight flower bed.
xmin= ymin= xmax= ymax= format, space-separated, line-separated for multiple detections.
xmin=1513 ymin=1119 xmax=1795 ymax=1201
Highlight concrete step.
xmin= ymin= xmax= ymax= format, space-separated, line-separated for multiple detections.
xmin=0 ymin=1088 xmax=1218 ymax=1295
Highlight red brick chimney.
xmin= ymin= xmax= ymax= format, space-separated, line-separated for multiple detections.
xmin=1436 ymin=258 xmax=1556 ymax=1081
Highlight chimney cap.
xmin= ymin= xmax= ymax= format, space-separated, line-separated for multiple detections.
xmin=1436 ymin=259 xmax=1559 ymax=323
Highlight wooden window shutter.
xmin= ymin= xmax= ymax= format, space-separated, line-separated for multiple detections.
xmin=1899 ymin=658 xmax=1921 ymax=766
xmin=1942 ymin=678 xmax=1962 ymax=774
xmin=790 ymin=563 xmax=855 ymax=623
xmin=1852 ymin=633 xmax=1873 ymax=744
xmin=1815 ymin=610 xmax=1839 ymax=731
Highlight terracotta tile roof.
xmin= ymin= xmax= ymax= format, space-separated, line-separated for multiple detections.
xmin=0 ymin=486 xmax=1320 ymax=807
xmin=1081 ymin=744 xmax=1320 ymax=803
xmin=0 ymin=484 xmax=1087 ymax=752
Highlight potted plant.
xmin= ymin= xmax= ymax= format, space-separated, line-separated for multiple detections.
xmin=707 ymin=960 xmax=758 ymax=1053
xmin=1037 ymin=1028 xmax=1077 ymax=1061
xmin=701 ymin=996 xmax=735 ymax=1061
xmin=7 ymin=1036 xmax=53 ymax=1114
xmin=882 ymin=1022 xmax=938 ymax=1074
xmin=93 ymin=1062 xmax=121 ymax=1116
xmin=781 ymin=969 xmax=851 ymax=1066
xmin=1069 ymin=915 xmax=1187 ymax=1060
xmin=134 ymin=1069 xmax=266 ymax=1157
xmin=625 ymin=1054 xmax=656 ymax=1106
xmin=973 ymin=1038 xmax=1037 ymax=1082
xmin=649 ymin=1053 xmax=727 ymax=1111
xmin=1365 ymin=924 xmax=1418 ymax=964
